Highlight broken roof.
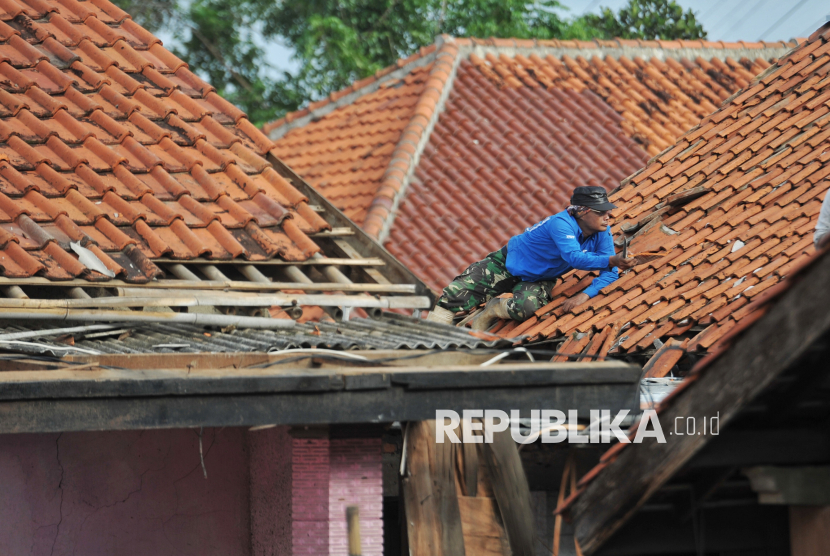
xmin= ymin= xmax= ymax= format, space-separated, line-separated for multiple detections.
xmin=557 ymin=232 xmax=830 ymax=554
xmin=491 ymin=25 xmax=829 ymax=358
xmin=0 ymin=0 xmax=336 ymax=283
xmin=0 ymin=0 xmax=434 ymax=322
xmin=267 ymin=36 xmax=797 ymax=291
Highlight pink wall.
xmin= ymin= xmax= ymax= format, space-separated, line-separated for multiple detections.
xmin=0 ymin=428 xmax=251 ymax=556
xmin=292 ymin=437 xmax=331 ymax=556
xmin=0 ymin=427 xmax=384 ymax=556
xmin=329 ymin=439 xmax=383 ymax=556
xmin=249 ymin=426 xmax=293 ymax=556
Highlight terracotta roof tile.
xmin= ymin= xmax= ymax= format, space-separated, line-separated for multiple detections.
xmin=484 ymin=25 xmax=830 ymax=355
xmin=0 ymin=0 xmax=334 ymax=283
xmin=270 ymin=38 xmax=791 ymax=280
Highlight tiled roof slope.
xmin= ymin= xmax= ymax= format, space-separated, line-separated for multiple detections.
xmin=267 ymin=37 xmax=796 ymax=292
xmin=0 ymin=0 xmax=331 ymax=284
xmin=494 ymin=24 xmax=830 ymax=359
xmin=386 ymin=62 xmax=649 ymax=288
xmin=271 ymin=61 xmax=434 ymax=225
xmin=555 ymin=240 xmax=830 ymax=520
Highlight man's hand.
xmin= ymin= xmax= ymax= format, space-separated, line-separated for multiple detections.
xmin=562 ymin=293 xmax=590 ymax=313
xmin=609 ymin=254 xmax=637 ymax=270
xmin=818 ymin=233 xmax=830 ymax=250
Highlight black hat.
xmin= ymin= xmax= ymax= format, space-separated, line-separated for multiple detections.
xmin=571 ymin=186 xmax=617 ymax=211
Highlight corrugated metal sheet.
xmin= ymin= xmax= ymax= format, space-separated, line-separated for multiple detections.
xmin=0 ymin=314 xmax=507 ymax=356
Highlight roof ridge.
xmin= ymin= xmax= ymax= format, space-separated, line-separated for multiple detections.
xmin=363 ymin=36 xmax=463 ymax=240
xmin=263 ymin=35 xmax=801 ymax=137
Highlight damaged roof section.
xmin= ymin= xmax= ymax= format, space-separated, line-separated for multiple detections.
xmin=491 ymin=27 xmax=830 ymax=360
xmin=0 ymin=0 xmax=435 ymax=320
xmin=0 ymin=0 xmax=337 ymax=283
xmin=268 ymin=36 xmax=796 ymax=292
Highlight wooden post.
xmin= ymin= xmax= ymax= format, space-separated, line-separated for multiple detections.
xmin=347 ymin=505 xmax=362 ymax=556
xmin=790 ymin=506 xmax=830 ymax=556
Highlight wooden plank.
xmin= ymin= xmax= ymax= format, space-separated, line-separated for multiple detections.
xmin=335 ymin=239 xmax=392 ymax=285
xmin=0 ymin=381 xmax=639 ymax=433
xmin=458 ymin=496 xmax=502 ymax=538
xmin=63 ymin=350 xmax=499 ymax=369
xmin=0 ymin=293 xmax=431 ymax=310
xmin=461 ymin=420 xmax=479 ymax=497
xmin=572 ymin=251 xmax=830 ymax=554
xmin=481 ymin=429 xmax=535 ymax=556
xmin=310 ymin=227 xmax=354 ymax=237
xmin=463 ymin=535 xmax=505 ymax=556
xmin=268 ymin=154 xmax=436 ymax=303
xmin=790 ymin=506 xmax=830 ymax=556
xmin=403 ymin=422 xmax=442 ymax=556
xmin=154 ymin=257 xmax=382 ymax=266
xmin=0 ymin=277 xmax=413 ymax=293
xmin=429 ymin=421 xmax=466 ymax=555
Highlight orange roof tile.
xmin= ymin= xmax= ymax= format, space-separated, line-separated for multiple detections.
xmin=267 ymin=35 xmax=796 ymax=293
xmin=0 ymin=0 xmax=333 ymax=284
xmin=495 ymin=23 xmax=829 ymax=358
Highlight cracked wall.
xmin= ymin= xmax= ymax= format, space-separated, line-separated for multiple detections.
xmin=0 ymin=428 xmax=251 ymax=556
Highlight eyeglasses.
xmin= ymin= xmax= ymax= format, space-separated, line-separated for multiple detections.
xmin=587 ymin=209 xmax=610 ymax=217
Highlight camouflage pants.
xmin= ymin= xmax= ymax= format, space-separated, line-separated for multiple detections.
xmin=436 ymin=248 xmax=556 ymax=321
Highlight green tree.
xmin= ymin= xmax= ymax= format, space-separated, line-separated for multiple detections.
xmin=264 ymin=0 xmax=583 ymax=110
xmin=113 ymin=0 xmax=706 ymax=124
xmin=581 ymin=0 xmax=706 ymax=41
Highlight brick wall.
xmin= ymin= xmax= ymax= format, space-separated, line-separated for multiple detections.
xmin=328 ymin=438 xmax=383 ymax=556
xmin=293 ymin=438 xmax=331 ymax=556
xmin=249 ymin=426 xmax=293 ymax=556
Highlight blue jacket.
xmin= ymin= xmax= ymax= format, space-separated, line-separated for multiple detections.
xmin=505 ymin=210 xmax=618 ymax=298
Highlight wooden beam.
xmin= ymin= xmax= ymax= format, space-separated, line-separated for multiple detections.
xmin=403 ymin=421 xmax=442 ymax=555
xmin=0 ymin=292 xmax=432 ymax=310
xmin=154 ymin=257 xmax=383 ymax=266
xmin=310 ymin=227 xmax=354 ymax=237
xmin=268 ymin=154 xmax=436 ymax=303
xmin=0 ymin=380 xmax=639 ymax=433
xmin=61 ymin=349 xmax=500 ymax=370
xmin=790 ymin=506 xmax=830 ymax=556
xmin=688 ymin=429 xmax=830 ymax=468
xmin=481 ymin=429 xmax=535 ymax=556
xmin=429 ymin=421 xmax=467 ymax=555
xmin=0 ymin=277 xmax=415 ymax=293
xmin=0 ymin=361 xmax=639 ymax=399
xmin=571 ymin=252 xmax=830 ymax=554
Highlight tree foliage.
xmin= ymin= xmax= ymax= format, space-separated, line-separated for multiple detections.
xmin=582 ymin=0 xmax=706 ymax=41
xmin=114 ymin=0 xmax=706 ymax=124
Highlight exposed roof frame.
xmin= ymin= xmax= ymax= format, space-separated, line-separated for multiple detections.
xmin=568 ymin=248 xmax=830 ymax=554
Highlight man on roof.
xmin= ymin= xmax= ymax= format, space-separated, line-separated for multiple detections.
xmin=426 ymin=186 xmax=639 ymax=331
xmin=816 ymin=192 xmax=830 ymax=249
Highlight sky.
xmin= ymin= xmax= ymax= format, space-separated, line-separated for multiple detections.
xmin=562 ymin=0 xmax=829 ymax=42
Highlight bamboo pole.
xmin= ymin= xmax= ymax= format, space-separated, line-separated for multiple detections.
xmin=346 ymin=506 xmax=362 ymax=556
xmin=151 ymin=257 xmax=382 ymax=266
xmin=0 ymin=292 xmax=432 ymax=310
xmin=0 ymin=308 xmax=297 ymax=329
xmin=0 ymin=277 xmax=417 ymax=294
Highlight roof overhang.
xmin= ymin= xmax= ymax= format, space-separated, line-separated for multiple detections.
xmin=0 ymin=353 xmax=640 ymax=433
